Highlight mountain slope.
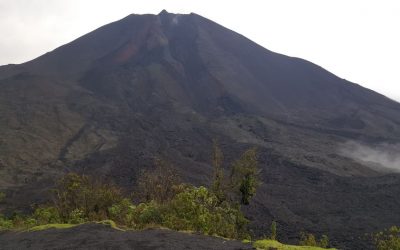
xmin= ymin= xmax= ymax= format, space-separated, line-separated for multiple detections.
xmin=0 ymin=11 xmax=399 ymax=249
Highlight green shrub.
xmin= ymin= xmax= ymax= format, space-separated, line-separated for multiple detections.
xmin=0 ymin=215 xmax=13 ymax=230
xmin=374 ymin=226 xmax=400 ymax=250
xmin=299 ymin=232 xmax=317 ymax=246
xmin=25 ymin=218 xmax=37 ymax=228
xmin=108 ymin=198 xmax=135 ymax=225
xmin=135 ymin=159 xmax=181 ymax=203
xmin=68 ymin=208 xmax=86 ymax=224
xmin=33 ymin=206 xmax=61 ymax=224
xmin=53 ymin=173 xmax=123 ymax=222
xmin=319 ymin=235 xmax=329 ymax=248
xmin=132 ymin=201 xmax=163 ymax=228
xmin=230 ymin=148 xmax=260 ymax=205
xmin=299 ymin=232 xmax=330 ymax=248
xmin=163 ymin=186 xmax=248 ymax=239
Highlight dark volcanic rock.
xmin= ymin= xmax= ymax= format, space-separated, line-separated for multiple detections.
xmin=0 ymin=10 xmax=399 ymax=249
xmin=0 ymin=223 xmax=254 ymax=250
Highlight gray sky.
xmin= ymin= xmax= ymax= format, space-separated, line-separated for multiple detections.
xmin=1 ymin=0 xmax=399 ymax=101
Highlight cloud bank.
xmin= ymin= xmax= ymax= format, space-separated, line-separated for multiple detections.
xmin=339 ymin=141 xmax=400 ymax=173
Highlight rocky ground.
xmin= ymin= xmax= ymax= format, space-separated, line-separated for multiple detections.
xmin=0 ymin=223 xmax=254 ymax=250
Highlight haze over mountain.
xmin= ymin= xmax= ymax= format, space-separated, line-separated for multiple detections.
xmin=0 ymin=11 xmax=399 ymax=249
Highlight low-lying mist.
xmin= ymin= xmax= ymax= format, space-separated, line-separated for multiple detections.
xmin=339 ymin=141 xmax=400 ymax=173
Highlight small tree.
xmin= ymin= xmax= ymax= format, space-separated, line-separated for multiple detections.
xmin=53 ymin=173 xmax=123 ymax=221
xmin=299 ymin=232 xmax=317 ymax=246
xmin=136 ymin=158 xmax=181 ymax=203
xmin=211 ymin=139 xmax=225 ymax=203
xmin=319 ymin=234 xmax=329 ymax=248
xmin=270 ymin=220 xmax=277 ymax=240
xmin=230 ymin=148 xmax=260 ymax=205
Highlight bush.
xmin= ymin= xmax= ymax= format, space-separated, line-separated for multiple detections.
xmin=68 ymin=208 xmax=86 ymax=224
xmin=33 ymin=206 xmax=61 ymax=224
xmin=108 ymin=198 xmax=135 ymax=225
xmin=299 ymin=232 xmax=330 ymax=248
xmin=133 ymin=201 xmax=163 ymax=228
xmin=163 ymin=186 xmax=248 ymax=239
xmin=374 ymin=226 xmax=400 ymax=250
xmin=135 ymin=159 xmax=181 ymax=203
xmin=0 ymin=215 xmax=13 ymax=230
xmin=299 ymin=232 xmax=317 ymax=246
xmin=53 ymin=173 xmax=123 ymax=222
xmin=1 ymin=169 xmax=252 ymax=240
xmin=230 ymin=148 xmax=260 ymax=205
xmin=319 ymin=234 xmax=329 ymax=248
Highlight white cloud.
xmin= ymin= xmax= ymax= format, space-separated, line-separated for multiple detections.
xmin=339 ymin=141 xmax=400 ymax=172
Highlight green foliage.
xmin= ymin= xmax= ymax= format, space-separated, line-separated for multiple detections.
xmin=299 ymin=232 xmax=317 ymax=246
xmin=254 ymin=239 xmax=336 ymax=250
xmin=53 ymin=173 xmax=123 ymax=222
xmin=0 ymin=214 xmax=13 ymax=230
xmin=299 ymin=232 xmax=330 ymax=248
xmin=108 ymin=185 xmax=249 ymax=238
xmin=319 ymin=235 xmax=329 ymax=248
xmin=33 ymin=206 xmax=60 ymax=224
xmin=136 ymin=159 xmax=181 ymax=203
xmin=108 ymin=198 xmax=135 ymax=225
xmin=231 ymin=148 xmax=260 ymax=205
xmin=28 ymin=223 xmax=77 ymax=231
xmin=68 ymin=208 xmax=86 ymax=224
xmin=374 ymin=226 xmax=400 ymax=250
xmin=271 ymin=220 xmax=277 ymax=240
xmin=1 ymin=168 xmax=250 ymax=240
xmin=132 ymin=201 xmax=164 ymax=228
xmin=163 ymin=186 xmax=248 ymax=239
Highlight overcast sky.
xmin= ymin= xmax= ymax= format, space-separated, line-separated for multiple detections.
xmin=1 ymin=0 xmax=399 ymax=101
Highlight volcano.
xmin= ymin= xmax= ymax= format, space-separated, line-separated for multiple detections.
xmin=0 ymin=10 xmax=399 ymax=249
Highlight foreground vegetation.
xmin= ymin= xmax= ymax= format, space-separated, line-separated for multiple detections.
xmin=253 ymin=239 xmax=336 ymax=250
xmin=1 ymin=143 xmax=382 ymax=249
xmin=0 ymin=145 xmax=258 ymax=239
xmin=373 ymin=226 xmax=400 ymax=250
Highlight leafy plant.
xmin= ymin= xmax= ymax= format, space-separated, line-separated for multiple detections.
xmin=0 ymin=215 xmax=13 ymax=230
xmin=164 ymin=186 xmax=248 ymax=239
xmin=53 ymin=173 xmax=123 ymax=222
xmin=374 ymin=226 xmax=400 ymax=250
xmin=271 ymin=221 xmax=277 ymax=240
xmin=230 ymin=148 xmax=260 ymax=205
xmin=299 ymin=232 xmax=317 ymax=246
xmin=33 ymin=206 xmax=61 ymax=224
xmin=299 ymin=232 xmax=330 ymax=248
xmin=136 ymin=158 xmax=181 ymax=203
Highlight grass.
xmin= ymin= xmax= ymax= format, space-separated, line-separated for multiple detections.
xmin=253 ymin=239 xmax=337 ymax=250
xmin=28 ymin=223 xmax=77 ymax=231
xmin=96 ymin=220 xmax=124 ymax=231
xmin=27 ymin=220 xmax=123 ymax=232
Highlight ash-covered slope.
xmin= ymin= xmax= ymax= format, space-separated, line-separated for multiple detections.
xmin=0 ymin=223 xmax=253 ymax=250
xmin=0 ymin=10 xmax=399 ymax=249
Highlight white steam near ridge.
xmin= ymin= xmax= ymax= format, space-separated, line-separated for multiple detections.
xmin=340 ymin=141 xmax=400 ymax=172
